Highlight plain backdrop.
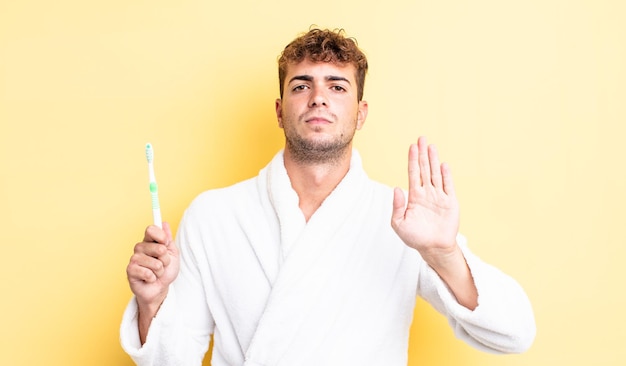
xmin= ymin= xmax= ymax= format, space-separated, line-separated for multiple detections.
xmin=1 ymin=0 xmax=625 ymax=365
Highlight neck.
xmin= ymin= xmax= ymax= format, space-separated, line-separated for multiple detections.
xmin=283 ymin=147 xmax=352 ymax=222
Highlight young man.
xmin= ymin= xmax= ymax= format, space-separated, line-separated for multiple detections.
xmin=122 ymin=28 xmax=535 ymax=365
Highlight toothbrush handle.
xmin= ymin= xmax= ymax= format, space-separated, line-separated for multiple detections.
xmin=152 ymin=208 xmax=162 ymax=228
xmin=150 ymin=183 xmax=162 ymax=228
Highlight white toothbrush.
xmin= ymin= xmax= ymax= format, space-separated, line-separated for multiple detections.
xmin=145 ymin=143 xmax=162 ymax=228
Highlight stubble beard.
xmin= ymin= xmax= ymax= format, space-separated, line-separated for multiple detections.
xmin=284 ymin=122 xmax=356 ymax=165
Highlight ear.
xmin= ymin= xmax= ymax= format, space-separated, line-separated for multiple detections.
xmin=356 ymin=100 xmax=368 ymax=130
xmin=275 ymin=98 xmax=284 ymax=128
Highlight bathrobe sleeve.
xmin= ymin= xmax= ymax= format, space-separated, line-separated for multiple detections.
xmin=416 ymin=234 xmax=536 ymax=354
xmin=120 ymin=209 xmax=215 ymax=366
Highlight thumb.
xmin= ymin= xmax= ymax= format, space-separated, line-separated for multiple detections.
xmin=162 ymin=221 xmax=173 ymax=246
xmin=161 ymin=222 xmax=179 ymax=256
xmin=391 ymin=187 xmax=406 ymax=226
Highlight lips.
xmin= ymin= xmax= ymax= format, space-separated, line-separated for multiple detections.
xmin=304 ymin=115 xmax=333 ymax=124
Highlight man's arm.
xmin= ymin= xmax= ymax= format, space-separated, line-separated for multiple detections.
xmin=391 ymin=136 xmax=477 ymax=309
xmin=121 ymin=212 xmax=213 ymax=365
xmin=126 ymin=222 xmax=180 ymax=343
xmin=391 ymin=137 xmax=535 ymax=352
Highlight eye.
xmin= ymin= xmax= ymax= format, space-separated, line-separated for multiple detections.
xmin=292 ymin=84 xmax=309 ymax=92
xmin=331 ymin=85 xmax=347 ymax=92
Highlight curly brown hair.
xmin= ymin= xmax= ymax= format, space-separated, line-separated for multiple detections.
xmin=278 ymin=28 xmax=368 ymax=101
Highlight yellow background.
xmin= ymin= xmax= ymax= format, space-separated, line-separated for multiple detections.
xmin=1 ymin=0 xmax=625 ymax=364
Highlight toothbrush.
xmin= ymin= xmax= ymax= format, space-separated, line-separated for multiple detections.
xmin=145 ymin=143 xmax=162 ymax=228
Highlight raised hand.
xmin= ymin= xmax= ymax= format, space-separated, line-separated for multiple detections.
xmin=391 ymin=137 xmax=477 ymax=308
xmin=391 ymin=136 xmax=459 ymax=257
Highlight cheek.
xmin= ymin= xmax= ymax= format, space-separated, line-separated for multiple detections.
xmin=282 ymin=104 xmax=301 ymax=122
xmin=346 ymin=105 xmax=361 ymax=123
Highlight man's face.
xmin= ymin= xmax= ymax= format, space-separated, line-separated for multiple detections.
xmin=276 ymin=59 xmax=368 ymax=163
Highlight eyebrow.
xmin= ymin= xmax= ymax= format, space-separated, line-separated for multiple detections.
xmin=288 ymin=75 xmax=352 ymax=84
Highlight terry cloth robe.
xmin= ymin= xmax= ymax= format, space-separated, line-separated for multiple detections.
xmin=120 ymin=149 xmax=536 ymax=366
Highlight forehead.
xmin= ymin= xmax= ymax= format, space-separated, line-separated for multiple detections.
xmin=285 ymin=60 xmax=357 ymax=83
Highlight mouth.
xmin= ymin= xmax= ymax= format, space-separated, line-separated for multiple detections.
xmin=305 ymin=116 xmax=332 ymax=124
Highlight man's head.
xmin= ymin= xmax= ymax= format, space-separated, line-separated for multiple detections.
xmin=278 ymin=28 xmax=368 ymax=101
xmin=276 ymin=28 xmax=369 ymax=165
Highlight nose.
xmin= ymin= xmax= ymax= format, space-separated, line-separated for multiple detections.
xmin=308 ymin=87 xmax=327 ymax=108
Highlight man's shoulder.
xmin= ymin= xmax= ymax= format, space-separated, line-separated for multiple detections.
xmin=186 ymin=175 xmax=261 ymax=215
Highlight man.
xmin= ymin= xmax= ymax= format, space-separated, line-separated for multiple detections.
xmin=121 ymin=28 xmax=535 ymax=365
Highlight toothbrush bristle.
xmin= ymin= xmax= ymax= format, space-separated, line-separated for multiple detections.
xmin=145 ymin=143 xmax=154 ymax=163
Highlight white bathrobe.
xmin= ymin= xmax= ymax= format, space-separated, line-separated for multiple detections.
xmin=120 ymin=150 xmax=535 ymax=366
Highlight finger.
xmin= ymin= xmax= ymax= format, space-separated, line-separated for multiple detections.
xmin=127 ymin=259 xmax=158 ymax=283
xmin=407 ymin=143 xmax=421 ymax=200
xmin=129 ymin=252 xmax=166 ymax=278
xmin=143 ymin=225 xmax=168 ymax=244
xmin=391 ymin=187 xmax=406 ymax=228
xmin=428 ymin=144 xmax=442 ymax=189
xmin=391 ymin=187 xmax=406 ymax=217
xmin=162 ymin=221 xmax=173 ymax=245
xmin=417 ymin=136 xmax=431 ymax=187
xmin=134 ymin=241 xmax=167 ymax=259
xmin=158 ymin=249 xmax=171 ymax=268
xmin=441 ymin=162 xmax=457 ymax=198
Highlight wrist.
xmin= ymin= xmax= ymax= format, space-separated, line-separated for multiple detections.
xmin=422 ymin=243 xmax=463 ymax=272
xmin=136 ymin=292 xmax=167 ymax=345
xmin=426 ymin=246 xmax=478 ymax=310
xmin=136 ymin=292 xmax=167 ymax=320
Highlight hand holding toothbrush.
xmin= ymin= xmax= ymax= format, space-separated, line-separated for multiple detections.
xmin=127 ymin=222 xmax=180 ymax=344
xmin=125 ymin=143 xmax=181 ymax=344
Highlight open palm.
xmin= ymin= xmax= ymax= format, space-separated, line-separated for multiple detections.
xmin=391 ymin=137 xmax=460 ymax=260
